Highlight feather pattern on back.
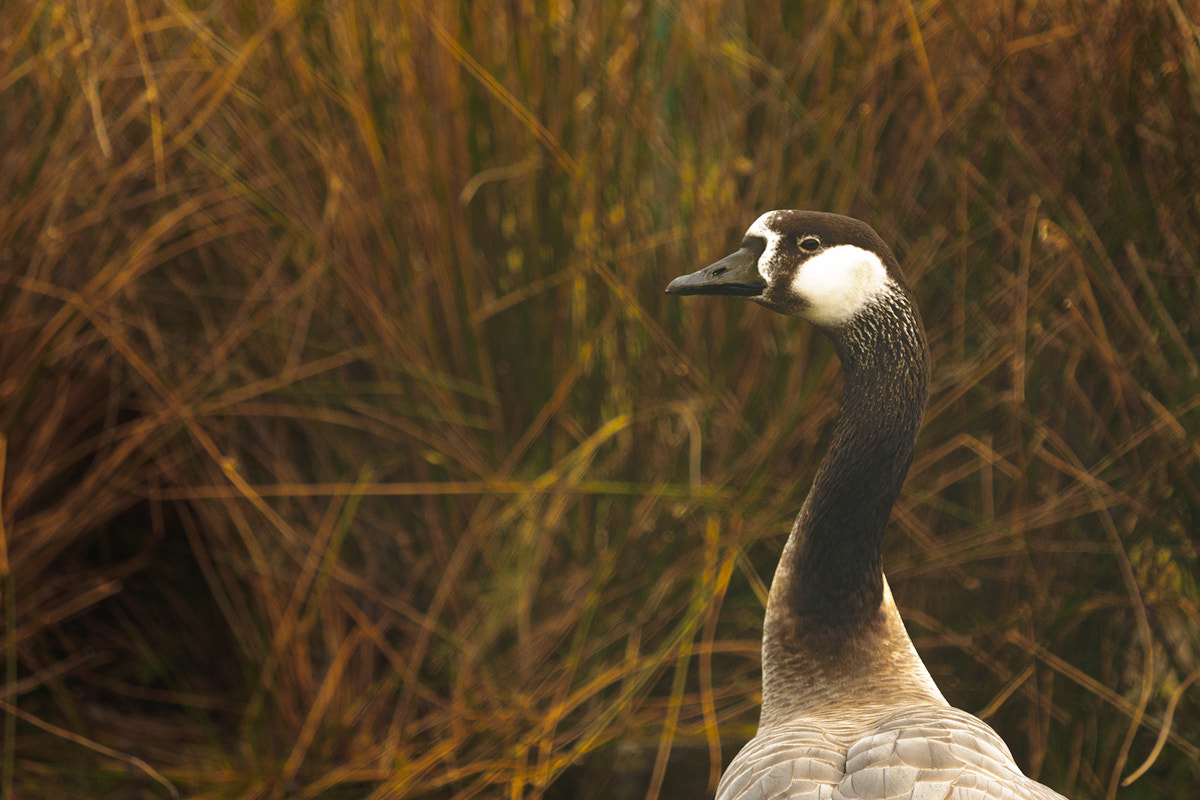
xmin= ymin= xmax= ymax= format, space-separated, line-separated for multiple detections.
xmin=716 ymin=706 xmax=1067 ymax=800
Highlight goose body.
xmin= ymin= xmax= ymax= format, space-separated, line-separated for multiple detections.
xmin=667 ymin=211 xmax=1067 ymax=800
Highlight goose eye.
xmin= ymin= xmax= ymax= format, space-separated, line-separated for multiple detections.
xmin=799 ymin=236 xmax=821 ymax=252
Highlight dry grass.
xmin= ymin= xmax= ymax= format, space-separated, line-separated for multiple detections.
xmin=1 ymin=0 xmax=1197 ymax=798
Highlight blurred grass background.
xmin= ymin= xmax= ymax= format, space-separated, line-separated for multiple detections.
xmin=1 ymin=0 xmax=1198 ymax=798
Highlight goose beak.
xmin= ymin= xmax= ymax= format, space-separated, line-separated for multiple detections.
xmin=666 ymin=247 xmax=766 ymax=297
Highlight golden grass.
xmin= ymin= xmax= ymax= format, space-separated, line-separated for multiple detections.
xmin=0 ymin=0 xmax=1197 ymax=798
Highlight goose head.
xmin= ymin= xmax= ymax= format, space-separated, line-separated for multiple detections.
xmin=666 ymin=210 xmax=912 ymax=330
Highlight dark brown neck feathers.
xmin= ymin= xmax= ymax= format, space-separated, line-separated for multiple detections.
xmin=779 ymin=288 xmax=929 ymax=639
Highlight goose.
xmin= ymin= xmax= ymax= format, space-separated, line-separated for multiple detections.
xmin=666 ymin=211 xmax=1067 ymax=800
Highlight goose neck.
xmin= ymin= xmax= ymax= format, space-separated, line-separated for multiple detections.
xmin=767 ymin=297 xmax=930 ymax=642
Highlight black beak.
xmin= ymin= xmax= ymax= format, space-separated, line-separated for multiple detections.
xmin=665 ymin=247 xmax=766 ymax=297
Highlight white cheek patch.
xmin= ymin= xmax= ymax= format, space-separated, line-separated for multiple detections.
xmin=791 ymin=244 xmax=893 ymax=326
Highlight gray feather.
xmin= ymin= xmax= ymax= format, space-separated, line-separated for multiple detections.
xmin=717 ymin=706 xmax=1066 ymax=800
